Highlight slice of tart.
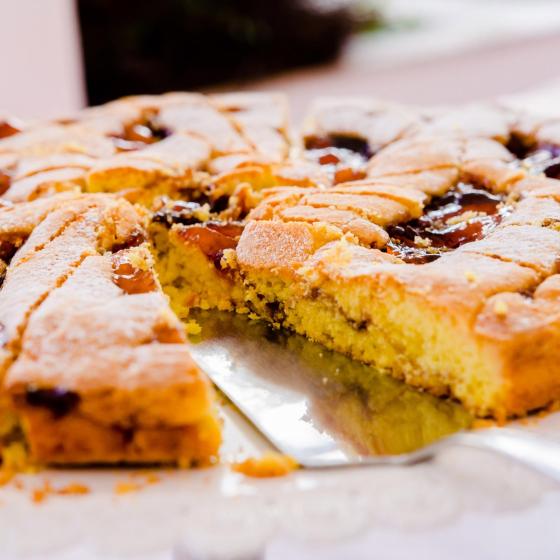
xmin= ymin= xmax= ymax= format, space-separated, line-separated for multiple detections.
xmin=5 ymin=246 xmax=220 ymax=465
xmin=234 ymin=194 xmax=560 ymax=419
xmin=0 ymin=194 xmax=220 ymax=466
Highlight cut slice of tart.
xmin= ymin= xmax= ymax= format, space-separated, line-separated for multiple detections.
xmin=233 ymin=211 xmax=559 ymax=419
xmin=224 ymin=126 xmax=560 ymax=418
xmin=0 ymin=194 xmax=220 ymax=466
xmin=5 ymin=246 xmax=220 ymax=465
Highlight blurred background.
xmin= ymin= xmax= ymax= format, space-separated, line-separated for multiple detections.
xmin=2 ymin=0 xmax=560 ymax=119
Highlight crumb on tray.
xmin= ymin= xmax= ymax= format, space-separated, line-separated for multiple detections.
xmin=31 ymin=480 xmax=91 ymax=504
xmin=114 ymin=481 xmax=141 ymax=495
xmin=231 ymin=452 xmax=299 ymax=478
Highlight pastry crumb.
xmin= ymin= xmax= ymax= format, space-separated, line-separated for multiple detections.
xmin=471 ymin=418 xmax=499 ymax=429
xmin=1 ymin=442 xmax=31 ymax=473
xmin=184 ymin=319 xmax=202 ymax=335
xmin=0 ymin=470 xmax=14 ymax=487
xmin=57 ymin=483 xmax=90 ymax=496
xmin=231 ymin=452 xmax=299 ymax=478
xmin=13 ymin=478 xmax=25 ymax=491
xmin=32 ymin=480 xmax=53 ymax=504
xmin=31 ymin=480 xmax=90 ymax=503
xmin=220 ymin=248 xmax=238 ymax=269
xmin=114 ymin=481 xmax=141 ymax=495
xmin=144 ymin=473 xmax=160 ymax=485
xmin=493 ymin=299 xmax=509 ymax=317
xmin=114 ymin=472 xmax=162 ymax=495
xmin=464 ymin=270 xmax=478 ymax=283
xmin=446 ymin=210 xmax=484 ymax=225
xmin=413 ymin=235 xmax=432 ymax=248
xmin=130 ymin=471 xmax=161 ymax=485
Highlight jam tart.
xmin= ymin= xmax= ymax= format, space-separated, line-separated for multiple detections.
xmin=3 ymin=93 xmax=560 ymax=468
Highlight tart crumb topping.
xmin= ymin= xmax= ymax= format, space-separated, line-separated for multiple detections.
xmin=493 ymin=299 xmax=509 ymax=318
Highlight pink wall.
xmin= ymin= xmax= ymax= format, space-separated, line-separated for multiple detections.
xmin=1 ymin=0 xmax=560 ymax=121
xmin=235 ymin=31 xmax=560 ymax=121
xmin=0 ymin=0 xmax=85 ymax=119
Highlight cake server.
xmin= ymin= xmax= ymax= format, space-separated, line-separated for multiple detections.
xmin=187 ymin=312 xmax=560 ymax=482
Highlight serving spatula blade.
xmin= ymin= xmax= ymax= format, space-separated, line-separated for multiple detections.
xmin=186 ymin=311 xmax=470 ymax=467
xmin=186 ymin=312 xmax=560 ymax=482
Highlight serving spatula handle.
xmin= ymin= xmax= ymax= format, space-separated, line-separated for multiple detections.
xmin=442 ymin=428 xmax=560 ymax=483
xmin=301 ymin=428 xmax=560 ymax=484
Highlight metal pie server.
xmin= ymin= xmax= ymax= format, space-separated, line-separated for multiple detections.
xmin=187 ymin=312 xmax=560 ymax=483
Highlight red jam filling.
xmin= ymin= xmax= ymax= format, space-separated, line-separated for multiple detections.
xmin=25 ymin=387 xmax=81 ymax=419
xmin=111 ymin=118 xmax=170 ymax=152
xmin=0 ymin=240 xmax=19 ymax=263
xmin=506 ymin=135 xmax=560 ymax=179
xmin=176 ymin=222 xmax=244 ymax=270
xmin=153 ymin=201 xmax=208 ymax=227
xmin=0 ymin=119 xmax=22 ymax=139
xmin=304 ymin=135 xmax=372 ymax=184
xmin=386 ymin=183 xmax=509 ymax=263
xmin=522 ymin=143 xmax=560 ymax=179
xmin=110 ymin=230 xmax=147 ymax=253
xmin=0 ymin=170 xmax=11 ymax=196
xmin=111 ymin=254 xmax=158 ymax=294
